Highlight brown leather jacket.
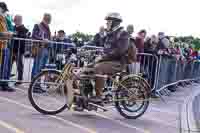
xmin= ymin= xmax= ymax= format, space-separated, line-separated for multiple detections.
xmin=102 ymin=27 xmax=129 ymax=65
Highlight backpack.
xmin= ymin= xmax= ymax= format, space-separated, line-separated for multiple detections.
xmin=116 ymin=28 xmax=137 ymax=64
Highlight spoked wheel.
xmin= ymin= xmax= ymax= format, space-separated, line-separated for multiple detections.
xmin=115 ymin=75 xmax=151 ymax=119
xmin=28 ymin=70 xmax=71 ymax=115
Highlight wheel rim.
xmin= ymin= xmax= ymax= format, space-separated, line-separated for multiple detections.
xmin=117 ymin=76 xmax=149 ymax=117
xmin=120 ymin=88 xmax=145 ymax=112
xmin=31 ymin=72 xmax=67 ymax=112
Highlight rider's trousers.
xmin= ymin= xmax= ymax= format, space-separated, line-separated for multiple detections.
xmin=94 ymin=61 xmax=122 ymax=96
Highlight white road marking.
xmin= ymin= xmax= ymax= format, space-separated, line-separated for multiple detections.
xmin=0 ymin=120 xmax=25 ymax=133
xmin=14 ymin=87 xmax=26 ymax=93
xmin=143 ymin=115 xmax=178 ymax=128
xmin=0 ymin=96 xmax=97 ymax=133
xmin=16 ymin=87 xmax=149 ymax=133
xmin=14 ymin=86 xmax=180 ymax=132
xmin=150 ymin=106 xmax=178 ymax=115
xmin=86 ymin=111 xmax=150 ymax=133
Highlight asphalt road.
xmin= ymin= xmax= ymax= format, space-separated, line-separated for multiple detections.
xmin=1 ymin=82 xmax=199 ymax=133
xmin=0 ymin=57 xmax=199 ymax=133
xmin=180 ymin=83 xmax=200 ymax=133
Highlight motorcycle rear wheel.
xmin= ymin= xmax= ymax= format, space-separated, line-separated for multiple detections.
xmin=115 ymin=75 xmax=150 ymax=119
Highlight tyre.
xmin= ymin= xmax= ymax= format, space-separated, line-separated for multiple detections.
xmin=28 ymin=70 xmax=69 ymax=115
xmin=115 ymin=75 xmax=151 ymax=119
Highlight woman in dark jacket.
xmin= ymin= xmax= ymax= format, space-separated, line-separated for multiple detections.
xmin=12 ymin=15 xmax=29 ymax=85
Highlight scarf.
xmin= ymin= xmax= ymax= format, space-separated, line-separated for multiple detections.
xmin=39 ymin=22 xmax=51 ymax=39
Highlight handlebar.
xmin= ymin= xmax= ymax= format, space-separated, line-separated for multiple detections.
xmin=80 ymin=45 xmax=104 ymax=50
xmin=77 ymin=48 xmax=103 ymax=57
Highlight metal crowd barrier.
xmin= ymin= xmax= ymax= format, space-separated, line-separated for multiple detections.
xmin=121 ymin=53 xmax=200 ymax=97
xmin=0 ymin=37 xmax=200 ymax=96
xmin=0 ymin=37 xmax=76 ymax=84
xmin=155 ymin=55 xmax=200 ymax=96
xmin=128 ymin=53 xmax=159 ymax=91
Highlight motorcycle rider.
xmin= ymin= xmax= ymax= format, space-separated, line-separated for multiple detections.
xmin=76 ymin=12 xmax=130 ymax=107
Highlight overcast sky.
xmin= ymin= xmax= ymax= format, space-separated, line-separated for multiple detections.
xmin=5 ymin=0 xmax=200 ymax=37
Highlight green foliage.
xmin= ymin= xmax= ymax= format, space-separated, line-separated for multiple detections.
xmin=70 ymin=31 xmax=200 ymax=50
xmin=71 ymin=31 xmax=93 ymax=42
xmin=174 ymin=36 xmax=200 ymax=50
xmin=192 ymin=38 xmax=200 ymax=50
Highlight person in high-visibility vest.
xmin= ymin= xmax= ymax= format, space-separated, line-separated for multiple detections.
xmin=0 ymin=2 xmax=15 ymax=92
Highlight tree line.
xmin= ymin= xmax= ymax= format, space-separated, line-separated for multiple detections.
xmin=70 ymin=31 xmax=200 ymax=50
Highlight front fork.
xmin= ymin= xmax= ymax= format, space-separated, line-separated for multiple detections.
xmin=64 ymin=79 xmax=74 ymax=109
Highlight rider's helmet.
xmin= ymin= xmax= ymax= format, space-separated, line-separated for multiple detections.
xmin=105 ymin=12 xmax=122 ymax=31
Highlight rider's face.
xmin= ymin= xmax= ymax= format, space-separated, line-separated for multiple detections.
xmin=0 ymin=7 xmax=4 ymax=14
xmin=106 ymin=20 xmax=112 ymax=31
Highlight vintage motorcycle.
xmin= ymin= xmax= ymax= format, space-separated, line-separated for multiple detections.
xmin=28 ymin=49 xmax=151 ymax=119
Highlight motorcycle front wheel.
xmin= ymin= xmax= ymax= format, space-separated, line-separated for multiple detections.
xmin=28 ymin=70 xmax=72 ymax=115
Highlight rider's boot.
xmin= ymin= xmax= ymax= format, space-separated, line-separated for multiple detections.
xmin=89 ymin=96 xmax=103 ymax=104
xmin=73 ymin=96 xmax=84 ymax=112
xmin=91 ymin=77 xmax=104 ymax=104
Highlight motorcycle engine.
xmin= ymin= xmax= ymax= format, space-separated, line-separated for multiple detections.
xmin=79 ymin=79 xmax=94 ymax=98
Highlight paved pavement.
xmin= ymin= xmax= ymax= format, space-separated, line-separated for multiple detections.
xmin=1 ymin=82 xmax=199 ymax=133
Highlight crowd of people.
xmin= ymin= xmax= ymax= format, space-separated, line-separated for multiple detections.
xmin=93 ymin=24 xmax=200 ymax=63
xmin=0 ymin=1 xmax=199 ymax=96
xmin=0 ymin=2 xmax=73 ymax=92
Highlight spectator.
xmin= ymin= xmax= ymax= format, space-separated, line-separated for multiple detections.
xmin=189 ymin=45 xmax=194 ymax=55
xmin=53 ymin=30 xmax=74 ymax=69
xmin=5 ymin=13 xmax=14 ymax=32
xmin=0 ymin=2 xmax=15 ymax=92
xmin=174 ymin=43 xmax=184 ymax=60
xmin=126 ymin=24 xmax=138 ymax=74
xmin=197 ymin=51 xmax=200 ymax=61
xmin=178 ymin=42 xmax=186 ymax=61
xmin=168 ymin=42 xmax=180 ymax=59
xmin=54 ymin=30 xmax=72 ymax=53
xmin=134 ymin=30 xmax=146 ymax=74
xmin=135 ymin=29 xmax=147 ymax=53
xmin=126 ymin=24 xmax=134 ymax=35
xmin=31 ymin=13 xmax=51 ymax=93
xmin=192 ymin=50 xmax=198 ymax=60
xmin=143 ymin=35 xmax=158 ymax=87
xmin=12 ymin=15 xmax=29 ymax=86
xmin=144 ymin=35 xmax=158 ymax=54
xmin=157 ymin=32 xmax=170 ymax=52
xmin=5 ymin=11 xmax=14 ymax=77
xmin=187 ymin=45 xmax=195 ymax=61
xmin=183 ymin=43 xmax=193 ymax=60
xmin=93 ymin=26 xmax=105 ymax=47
